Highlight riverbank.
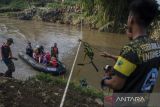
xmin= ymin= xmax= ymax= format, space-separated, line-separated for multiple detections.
xmin=0 ymin=0 xmax=127 ymax=33
xmin=0 ymin=0 xmax=82 ymax=27
xmin=0 ymin=0 xmax=117 ymax=33
xmin=0 ymin=0 xmax=160 ymax=37
xmin=0 ymin=73 xmax=104 ymax=107
xmin=0 ymin=8 xmax=82 ymax=28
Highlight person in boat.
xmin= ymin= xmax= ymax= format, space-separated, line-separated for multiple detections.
xmin=51 ymin=43 xmax=59 ymax=58
xmin=33 ymin=45 xmax=44 ymax=63
xmin=50 ymin=57 xmax=58 ymax=67
xmin=101 ymin=1 xmax=159 ymax=106
xmin=39 ymin=45 xmax=44 ymax=55
xmin=42 ymin=51 xmax=51 ymax=65
xmin=38 ymin=45 xmax=45 ymax=63
xmin=0 ymin=38 xmax=15 ymax=78
xmin=33 ymin=48 xmax=40 ymax=63
xmin=26 ymin=42 xmax=33 ymax=57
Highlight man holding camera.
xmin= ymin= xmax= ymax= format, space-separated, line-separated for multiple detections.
xmin=101 ymin=0 xmax=160 ymax=94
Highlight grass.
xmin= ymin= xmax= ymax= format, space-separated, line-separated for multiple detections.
xmin=47 ymin=2 xmax=63 ymax=9
xmin=0 ymin=4 xmax=7 ymax=8
xmin=33 ymin=73 xmax=104 ymax=99
xmin=63 ymin=0 xmax=80 ymax=6
xmin=9 ymin=0 xmax=29 ymax=9
xmin=35 ymin=73 xmax=54 ymax=82
xmin=0 ymin=0 xmax=29 ymax=9
xmin=47 ymin=0 xmax=80 ymax=9
xmin=70 ymin=82 xmax=104 ymax=99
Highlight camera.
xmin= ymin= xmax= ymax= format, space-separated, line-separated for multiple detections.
xmin=103 ymin=65 xmax=112 ymax=73
xmin=101 ymin=65 xmax=113 ymax=89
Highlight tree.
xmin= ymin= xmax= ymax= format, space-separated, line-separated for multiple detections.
xmin=81 ymin=0 xmax=130 ymax=32
xmin=0 ymin=0 xmax=12 ymax=4
xmin=81 ymin=0 xmax=94 ymax=15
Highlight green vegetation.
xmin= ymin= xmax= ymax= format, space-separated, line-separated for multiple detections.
xmin=0 ymin=0 xmax=159 ymax=35
xmin=0 ymin=73 xmax=102 ymax=107
xmin=69 ymin=82 xmax=104 ymax=99
xmin=80 ymin=0 xmax=160 ymax=34
xmin=9 ymin=0 xmax=29 ymax=9
xmin=47 ymin=2 xmax=63 ymax=9
xmin=0 ymin=0 xmax=29 ymax=9
xmin=80 ymin=0 xmax=129 ymax=33
xmin=46 ymin=0 xmax=80 ymax=9
xmin=35 ymin=73 xmax=54 ymax=82
xmin=0 ymin=0 xmax=12 ymax=5
xmin=0 ymin=4 xmax=6 ymax=8
xmin=34 ymin=73 xmax=103 ymax=99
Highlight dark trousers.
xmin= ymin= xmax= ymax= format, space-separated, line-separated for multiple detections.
xmin=3 ymin=58 xmax=15 ymax=78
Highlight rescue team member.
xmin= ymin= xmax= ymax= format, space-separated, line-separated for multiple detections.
xmin=51 ymin=43 xmax=59 ymax=58
xmin=0 ymin=38 xmax=16 ymax=78
xmin=101 ymin=0 xmax=159 ymax=94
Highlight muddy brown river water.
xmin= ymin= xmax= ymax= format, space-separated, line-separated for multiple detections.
xmin=0 ymin=17 xmax=81 ymax=80
xmin=0 ymin=17 xmax=159 ymax=91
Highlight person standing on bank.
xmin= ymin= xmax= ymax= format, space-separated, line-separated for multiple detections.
xmin=101 ymin=0 xmax=160 ymax=94
xmin=0 ymin=38 xmax=17 ymax=78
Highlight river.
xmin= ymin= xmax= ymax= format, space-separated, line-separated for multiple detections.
xmin=1 ymin=18 xmax=159 ymax=91
xmin=73 ymin=29 xmax=128 ymax=89
xmin=0 ymin=17 xmax=81 ymax=80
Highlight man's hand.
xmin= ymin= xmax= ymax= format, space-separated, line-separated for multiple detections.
xmin=103 ymin=75 xmax=126 ymax=90
xmin=101 ymin=76 xmax=112 ymax=89
xmin=100 ymin=52 xmax=111 ymax=58
xmin=100 ymin=52 xmax=118 ymax=61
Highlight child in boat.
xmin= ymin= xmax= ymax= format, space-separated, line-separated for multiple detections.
xmin=50 ymin=57 xmax=58 ymax=67
xmin=33 ymin=48 xmax=40 ymax=63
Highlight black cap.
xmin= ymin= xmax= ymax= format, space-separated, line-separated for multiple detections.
xmin=7 ymin=38 xmax=14 ymax=44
